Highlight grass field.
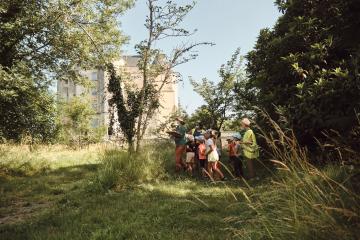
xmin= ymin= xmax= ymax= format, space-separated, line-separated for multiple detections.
xmin=0 ymin=143 xmax=359 ymax=240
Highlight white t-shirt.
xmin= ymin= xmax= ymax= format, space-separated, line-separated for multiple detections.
xmin=206 ymin=138 xmax=214 ymax=153
xmin=206 ymin=138 xmax=219 ymax=162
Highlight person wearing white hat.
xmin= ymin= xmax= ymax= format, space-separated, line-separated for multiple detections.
xmin=240 ymin=118 xmax=259 ymax=179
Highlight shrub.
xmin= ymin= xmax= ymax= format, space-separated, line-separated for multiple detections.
xmin=92 ymin=142 xmax=173 ymax=192
xmin=226 ymin=114 xmax=360 ymax=240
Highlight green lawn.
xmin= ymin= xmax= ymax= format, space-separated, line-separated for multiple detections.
xmin=1 ymin=144 xmax=358 ymax=240
xmin=0 ymin=145 xmax=261 ymax=240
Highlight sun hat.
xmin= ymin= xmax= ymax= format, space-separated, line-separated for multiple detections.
xmin=175 ymin=117 xmax=185 ymax=123
xmin=232 ymin=133 xmax=242 ymax=140
xmin=241 ymin=118 xmax=251 ymax=126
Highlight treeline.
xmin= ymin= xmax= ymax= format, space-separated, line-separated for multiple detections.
xmin=189 ymin=0 xmax=360 ymax=162
xmin=0 ymin=0 xmax=133 ymax=143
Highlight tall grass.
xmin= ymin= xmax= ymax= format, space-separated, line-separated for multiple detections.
xmin=91 ymin=141 xmax=173 ymax=192
xmin=226 ymin=113 xmax=360 ymax=240
xmin=0 ymin=144 xmax=102 ymax=177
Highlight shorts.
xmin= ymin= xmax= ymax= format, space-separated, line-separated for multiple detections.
xmin=199 ymin=159 xmax=206 ymax=168
xmin=208 ymin=151 xmax=219 ymax=162
xmin=186 ymin=152 xmax=195 ymax=163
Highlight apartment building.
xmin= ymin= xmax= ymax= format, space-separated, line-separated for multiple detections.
xmin=57 ymin=55 xmax=178 ymax=136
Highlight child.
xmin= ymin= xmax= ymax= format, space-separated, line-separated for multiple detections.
xmin=185 ymin=136 xmax=196 ymax=176
xmin=232 ymin=134 xmax=244 ymax=178
xmin=226 ymin=137 xmax=236 ymax=174
xmin=205 ymin=130 xmax=225 ymax=181
xmin=195 ymin=135 xmax=207 ymax=177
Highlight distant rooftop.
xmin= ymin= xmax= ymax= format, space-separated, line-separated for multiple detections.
xmin=121 ymin=55 xmax=140 ymax=67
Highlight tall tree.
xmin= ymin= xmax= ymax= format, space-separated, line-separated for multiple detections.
xmin=190 ymin=48 xmax=243 ymax=131
xmin=134 ymin=0 xmax=213 ymax=152
xmin=57 ymin=96 xmax=95 ymax=147
xmin=0 ymin=0 xmax=133 ymax=141
xmin=245 ymin=0 xmax=360 ymax=147
xmin=108 ymin=0 xmax=212 ymax=152
xmin=107 ymin=63 xmax=142 ymax=152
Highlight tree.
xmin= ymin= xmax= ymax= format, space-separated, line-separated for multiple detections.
xmin=107 ymin=63 xmax=142 ymax=152
xmin=0 ymin=67 xmax=56 ymax=142
xmin=108 ymin=0 xmax=212 ymax=152
xmin=0 ymin=0 xmax=133 ymax=141
xmin=187 ymin=105 xmax=213 ymax=130
xmin=190 ymin=48 xmax=243 ymax=131
xmin=245 ymin=0 xmax=360 ymax=148
xmin=57 ymin=96 xmax=97 ymax=147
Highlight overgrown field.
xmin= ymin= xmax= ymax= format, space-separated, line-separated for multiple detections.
xmin=0 ymin=143 xmax=359 ymax=240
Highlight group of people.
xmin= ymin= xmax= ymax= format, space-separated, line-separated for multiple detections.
xmin=172 ymin=117 xmax=259 ymax=180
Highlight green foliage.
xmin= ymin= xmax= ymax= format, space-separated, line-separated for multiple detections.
xmin=227 ymin=114 xmax=360 ymax=240
xmin=0 ymin=66 xmax=57 ymax=142
xmin=186 ymin=105 xmax=213 ymax=130
xmin=245 ymin=0 xmax=360 ymax=147
xmin=57 ymin=96 xmax=105 ymax=147
xmin=0 ymin=0 xmax=133 ymax=142
xmin=0 ymin=0 xmax=133 ymax=82
xmin=107 ymin=63 xmax=149 ymax=151
xmin=90 ymin=143 xmax=173 ymax=192
xmin=107 ymin=0 xmax=212 ymax=152
xmin=190 ymin=48 xmax=243 ymax=130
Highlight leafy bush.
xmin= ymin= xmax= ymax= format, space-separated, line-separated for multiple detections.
xmin=243 ymin=0 xmax=360 ymax=148
xmin=226 ymin=115 xmax=359 ymax=240
xmin=91 ymin=142 xmax=173 ymax=192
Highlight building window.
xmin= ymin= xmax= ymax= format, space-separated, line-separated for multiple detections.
xmin=91 ymin=72 xmax=98 ymax=81
xmin=92 ymin=119 xmax=99 ymax=128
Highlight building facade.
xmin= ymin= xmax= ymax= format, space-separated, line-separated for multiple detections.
xmin=57 ymin=55 xmax=178 ymax=136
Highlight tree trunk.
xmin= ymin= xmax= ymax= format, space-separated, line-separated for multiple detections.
xmin=128 ymin=139 xmax=135 ymax=153
xmin=135 ymin=0 xmax=154 ymax=153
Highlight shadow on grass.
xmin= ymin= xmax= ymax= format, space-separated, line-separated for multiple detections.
xmin=0 ymin=157 xmax=274 ymax=240
xmin=0 ymin=177 xmax=251 ymax=240
xmin=0 ymin=163 xmax=100 ymax=227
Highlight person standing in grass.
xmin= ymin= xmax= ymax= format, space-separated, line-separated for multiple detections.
xmin=205 ymin=130 xmax=225 ymax=181
xmin=227 ymin=135 xmax=243 ymax=178
xmin=195 ymin=135 xmax=207 ymax=177
xmin=239 ymin=118 xmax=259 ymax=179
xmin=174 ymin=117 xmax=187 ymax=172
xmin=233 ymin=134 xmax=244 ymax=178
xmin=185 ymin=136 xmax=196 ymax=176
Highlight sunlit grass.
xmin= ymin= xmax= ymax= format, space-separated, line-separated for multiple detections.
xmin=0 ymin=144 xmax=103 ymax=176
xmin=0 ymin=139 xmax=358 ymax=240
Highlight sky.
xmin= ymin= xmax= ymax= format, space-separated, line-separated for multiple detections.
xmin=120 ymin=0 xmax=282 ymax=114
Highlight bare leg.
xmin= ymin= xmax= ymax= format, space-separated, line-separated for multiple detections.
xmin=175 ymin=145 xmax=185 ymax=171
xmin=213 ymin=162 xmax=224 ymax=179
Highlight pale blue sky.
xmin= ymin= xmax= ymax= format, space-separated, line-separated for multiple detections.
xmin=120 ymin=0 xmax=282 ymax=114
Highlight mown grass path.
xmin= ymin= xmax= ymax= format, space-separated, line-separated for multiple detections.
xmin=0 ymin=160 xmax=260 ymax=240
